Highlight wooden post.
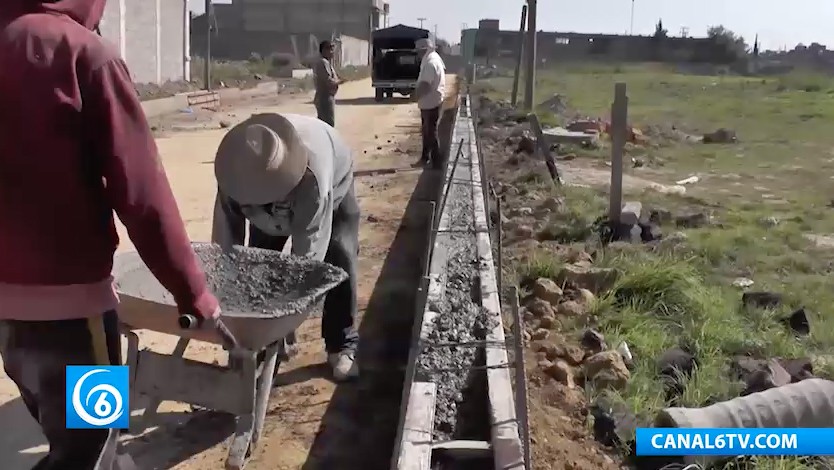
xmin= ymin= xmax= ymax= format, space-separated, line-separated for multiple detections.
xmin=510 ymin=5 xmax=527 ymax=107
xmin=527 ymin=113 xmax=562 ymax=184
xmin=523 ymin=0 xmax=537 ymax=110
xmin=608 ymin=83 xmax=628 ymax=224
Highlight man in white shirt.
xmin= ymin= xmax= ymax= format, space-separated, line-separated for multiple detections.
xmin=414 ymin=38 xmax=446 ymax=168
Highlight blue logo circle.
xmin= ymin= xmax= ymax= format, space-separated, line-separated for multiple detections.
xmin=70 ymin=368 xmax=125 ymax=427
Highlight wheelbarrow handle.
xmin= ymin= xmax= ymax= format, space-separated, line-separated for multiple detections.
xmin=178 ymin=314 xmax=239 ymax=350
xmin=178 ymin=314 xmax=199 ymax=329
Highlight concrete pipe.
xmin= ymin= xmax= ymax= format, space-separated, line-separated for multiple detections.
xmin=656 ymin=378 xmax=834 ymax=465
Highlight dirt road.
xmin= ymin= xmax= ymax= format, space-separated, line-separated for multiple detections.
xmin=0 ymin=78 xmax=448 ymax=469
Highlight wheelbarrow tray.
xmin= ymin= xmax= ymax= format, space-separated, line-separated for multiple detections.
xmin=113 ymin=242 xmax=348 ymax=350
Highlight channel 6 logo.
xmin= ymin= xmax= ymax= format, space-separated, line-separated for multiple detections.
xmin=65 ymin=366 xmax=129 ymax=429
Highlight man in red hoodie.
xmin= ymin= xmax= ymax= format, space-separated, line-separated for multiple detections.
xmin=0 ymin=0 xmax=221 ymax=468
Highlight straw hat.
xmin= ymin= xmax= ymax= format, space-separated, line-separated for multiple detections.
xmin=214 ymin=113 xmax=310 ymax=205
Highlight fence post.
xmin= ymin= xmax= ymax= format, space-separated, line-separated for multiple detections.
xmin=608 ymin=83 xmax=628 ymax=224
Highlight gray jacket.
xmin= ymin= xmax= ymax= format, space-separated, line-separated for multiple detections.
xmin=211 ymin=113 xmax=353 ymax=261
xmin=313 ymin=56 xmax=337 ymax=99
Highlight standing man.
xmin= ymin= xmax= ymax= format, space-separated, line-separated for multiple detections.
xmin=313 ymin=39 xmax=345 ymax=127
xmin=0 ymin=0 xmax=221 ymax=468
xmin=212 ymin=112 xmax=360 ymax=381
xmin=414 ymin=38 xmax=447 ymax=168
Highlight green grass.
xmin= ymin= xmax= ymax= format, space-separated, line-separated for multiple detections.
xmin=484 ymin=63 xmax=834 ymax=468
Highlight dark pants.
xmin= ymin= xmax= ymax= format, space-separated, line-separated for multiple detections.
xmin=315 ymin=94 xmax=336 ymax=127
xmin=0 ymin=311 xmax=121 ymax=470
xmin=420 ymin=106 xmax=441 ymax=165
xmin=249 ymin=183 xmax=360 ymax=354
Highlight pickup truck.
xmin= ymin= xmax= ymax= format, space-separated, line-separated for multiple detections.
xmin=371 ymin=24 xmax=430 ymax=102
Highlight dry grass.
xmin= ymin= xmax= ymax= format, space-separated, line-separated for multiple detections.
xmin=483 ymin=63 xmax=834 ymax=470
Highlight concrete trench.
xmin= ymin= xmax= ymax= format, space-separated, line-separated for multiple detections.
xmin=392 ymin=95 xmax=525 ymax=470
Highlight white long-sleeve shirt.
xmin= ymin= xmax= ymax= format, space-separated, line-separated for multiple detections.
xmin=211 ymin=113 xmax=353 ymax=261
xmin=417 ymin=50 xmax=446 ymax=110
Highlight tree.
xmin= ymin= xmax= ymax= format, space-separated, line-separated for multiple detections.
xmin=653 ymin=19 xmax=668 ymax=39
xmin=706 ymin=25 xmax=749 ymax=63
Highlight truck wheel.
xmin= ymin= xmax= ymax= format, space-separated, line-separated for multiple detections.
xmin=375 ymin=89 xmax=384 ymax=102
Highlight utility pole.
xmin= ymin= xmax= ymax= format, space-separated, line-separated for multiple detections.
xmin=511 ymin=4 xmax=527 ymax=107
xmin=434 ymin=24 xmax=438 ymax=40
xmin=417 ymin=17 xmax=426 ymax=29
xmin=204 ymin=0 xmax=212 ymax=91
xmin=523 ymin=0 xmax=537 ymax=110
xmin=629 ymin=0 xmax=635 ymax=35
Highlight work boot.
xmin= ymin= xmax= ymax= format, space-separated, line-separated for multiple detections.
xmin=328 ymin=350 xmax=359 ymax=381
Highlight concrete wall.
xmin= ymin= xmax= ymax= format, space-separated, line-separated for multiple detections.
xmin=99 ymin=0 xmax=188 ymax=84
xmin=465 ymin=28 xmax=722 ymax=65
xmin=338 ymin=34 xmax=370 ymax=67
xmin=237 ymin=0 xmax=378 ymax=40
xmin=193 ymin=29 xmax=330 ymax=62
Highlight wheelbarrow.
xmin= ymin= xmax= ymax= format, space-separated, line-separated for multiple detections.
xmin=113 ymin=242 xmax=347 ymax=470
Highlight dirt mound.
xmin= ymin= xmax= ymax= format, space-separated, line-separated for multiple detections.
xmin=528 ymin=372 xmax=621 ymax=470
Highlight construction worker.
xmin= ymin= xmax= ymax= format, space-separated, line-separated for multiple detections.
xmin=0 ymin=0 xmax=223 ymax=468
xmin=212 ymin=112 xmax=360 ymax=381
xmin=414 ymin=38 xmax=447 ymax=168
xmin=313 ymin=39 xmax=345 ymax=127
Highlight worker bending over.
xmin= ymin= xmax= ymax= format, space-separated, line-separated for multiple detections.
xmin=0 ymin=0 xmax=221 ymax=467
xmin=414 ymin=38 xmax=447 ymax=168
xmin=212 ymin=113 xmax=360 ymax=381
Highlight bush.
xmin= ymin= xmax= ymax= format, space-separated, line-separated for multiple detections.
xmin=269 ymin=53 xmax=299 ymax=69
xmin=775 ymin=69 xmax=832 ymax=92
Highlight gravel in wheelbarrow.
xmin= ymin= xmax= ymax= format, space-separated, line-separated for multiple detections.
xmin=113 ymin=243 xmax=348 ymax=349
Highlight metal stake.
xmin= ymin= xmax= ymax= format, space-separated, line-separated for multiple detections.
xmin=509 ymin=286 xmax=531 ymax=469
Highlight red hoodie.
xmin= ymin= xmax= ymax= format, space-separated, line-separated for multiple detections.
xmin=0 ymin=0 xmax=218 ymax=320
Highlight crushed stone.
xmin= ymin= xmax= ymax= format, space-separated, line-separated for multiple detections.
xmin=118 ymin=244 xmax=346 ymax=318
xmin=415 ymin=154 xmax=497 ymax=440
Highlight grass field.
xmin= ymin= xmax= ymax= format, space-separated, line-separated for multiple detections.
xmin=481 ymin=63 xmax=834 ymax=469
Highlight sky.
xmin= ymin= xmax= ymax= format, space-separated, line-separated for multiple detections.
xmin=189 ymin=0 xmax=834 ymax=51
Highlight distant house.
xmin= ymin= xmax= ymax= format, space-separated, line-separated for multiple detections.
xmin=98 ymin=0 xmax=191 ymax=84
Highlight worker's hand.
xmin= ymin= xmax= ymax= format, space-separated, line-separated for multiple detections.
xmin=179 ymin=309 xmax=239 ymax=349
